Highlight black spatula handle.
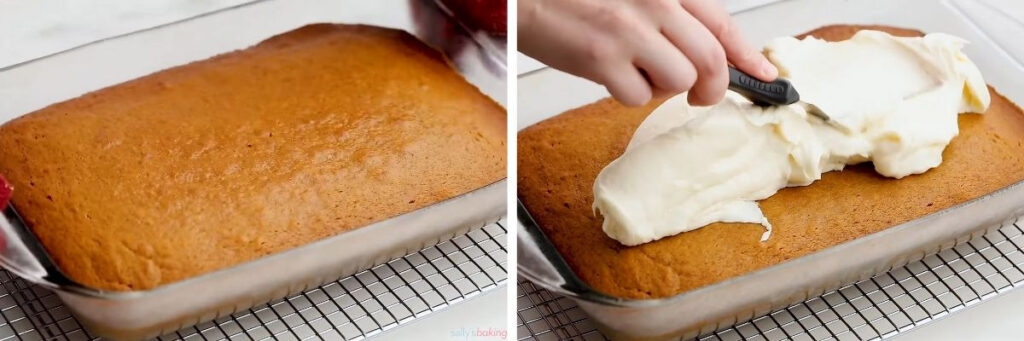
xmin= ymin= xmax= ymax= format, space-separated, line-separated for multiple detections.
xmin=727 ymin=66 xmax=799 ymax=106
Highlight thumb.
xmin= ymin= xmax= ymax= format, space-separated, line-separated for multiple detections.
xmin=724 ymin=34 xmax=778 ymax=82
xmin=680 ymin=0 xmax=778 ymax=81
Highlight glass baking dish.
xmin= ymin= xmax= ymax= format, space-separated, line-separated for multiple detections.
xmin=0 ymin=0 xmax=506 ymax=339
xmin=516 ymin=0 xmax=1024 ymax=339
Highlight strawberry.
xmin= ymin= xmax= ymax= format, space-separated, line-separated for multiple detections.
xmin=440 ymin=0 xmax=507 ymax=35
xmin=0 ymin=174 xmax=11 ymax=209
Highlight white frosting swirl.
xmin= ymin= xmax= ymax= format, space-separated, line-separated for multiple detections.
xmin=593 ymin=30 xmax=991 ymax=246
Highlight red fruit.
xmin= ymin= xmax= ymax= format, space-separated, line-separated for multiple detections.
xmin=0 ymin=174 xmax=11 ymax=209
xmin=440 ymin=0 xmax=507 ymax=35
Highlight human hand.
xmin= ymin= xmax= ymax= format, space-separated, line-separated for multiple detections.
xmin=519 ymin=0 xmax=778 ymax=107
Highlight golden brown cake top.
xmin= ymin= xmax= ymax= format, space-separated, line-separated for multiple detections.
xmin=0 ymin=23 xmax=506 ymax=291
xmin=517 ymin=25 xmax=1024 ymax=299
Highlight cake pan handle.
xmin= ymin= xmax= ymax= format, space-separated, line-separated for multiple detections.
xmin=517 ymin=201 xmax=589 ymax=297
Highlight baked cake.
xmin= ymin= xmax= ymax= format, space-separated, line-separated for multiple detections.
xmin=0 ymin=24 xmax=506 ymax=291
xmin=517 ymin=25 xmax=1024 ymax=299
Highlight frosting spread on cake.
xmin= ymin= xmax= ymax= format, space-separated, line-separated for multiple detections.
xmin=593 ymin=30 xmax=990 ymax=246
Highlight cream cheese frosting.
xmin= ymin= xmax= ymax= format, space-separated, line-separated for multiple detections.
xmin=593 ymin=30 xmax=991 ymax=246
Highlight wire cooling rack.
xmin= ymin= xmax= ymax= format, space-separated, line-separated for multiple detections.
xmin=0 ymin=219 xmax=507 ymax=341
xmin=518 ymin=216 xmax=1024 ymax=340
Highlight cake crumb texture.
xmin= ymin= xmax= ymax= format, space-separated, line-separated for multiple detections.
xmin=517 ymin=25 xmax=1024 ymax=299
xmin=0 ymin=23 xmax=506 ymax=291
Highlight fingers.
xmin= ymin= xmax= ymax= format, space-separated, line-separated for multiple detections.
xmin=660 ymin=8 xmax=729 ymax=106
xmin=518 ymin=0 xmax=653 ymax=106
xmin=680 ymin=0 xmax=778 ymax=81
xmin=600 ymin=66 xmax=653 ymax=107
xmin=520 ymin=0 xmax=771 ymax=107
xmin=632 ymin=35 xmax=698 ymax=98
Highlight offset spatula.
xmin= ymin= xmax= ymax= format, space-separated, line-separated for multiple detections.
xmin=727 ymin=66 xmax=832 ymax=122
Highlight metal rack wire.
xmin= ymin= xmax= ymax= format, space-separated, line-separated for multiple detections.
xmin=518 ymin=216 xmax=1024 ymax=340
xmin=0 ymin=219 xmax=507 ymax=341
